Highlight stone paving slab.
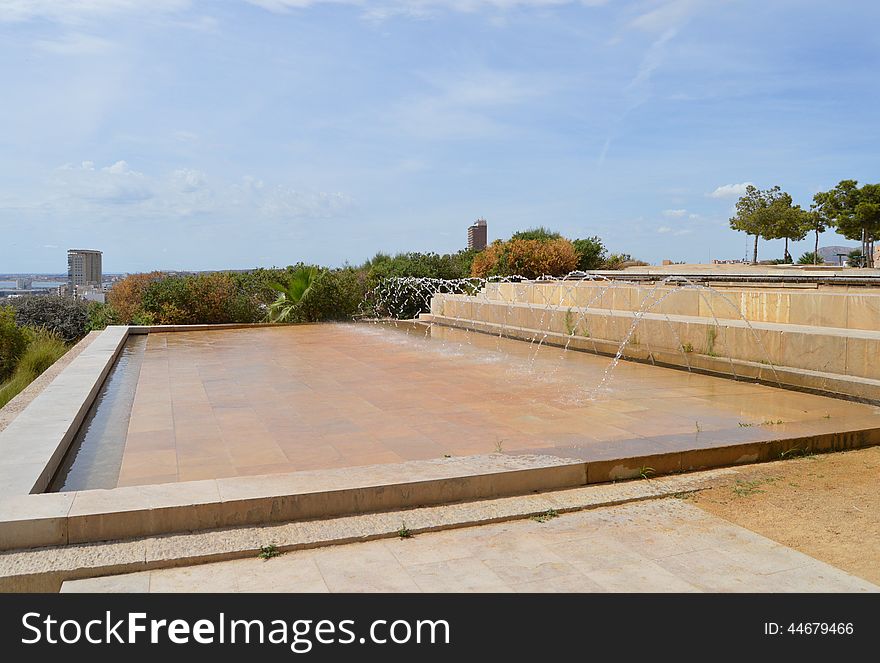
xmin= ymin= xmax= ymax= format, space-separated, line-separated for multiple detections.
xmin=62 ymin=496 xmax=878 ymax=594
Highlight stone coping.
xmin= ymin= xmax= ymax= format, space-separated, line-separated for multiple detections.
xmin=0 ymin=454 xmax=585 ymax=551
xmin=0 ymin=326 xmax=129 ymax=498
xmin=127 ymin=322 xmax=288 ymax=334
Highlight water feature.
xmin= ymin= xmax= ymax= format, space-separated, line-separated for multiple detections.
xmin=40 ymin=271 xmax=876 ymax=493
xmin=362 ymin=271 xmax=782 ymax=399
xmin=48 ymin=334 xmax=147 ymax=492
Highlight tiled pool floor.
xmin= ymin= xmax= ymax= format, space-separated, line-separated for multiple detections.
xmin=112 ymin=323 xmax=880 ymax=487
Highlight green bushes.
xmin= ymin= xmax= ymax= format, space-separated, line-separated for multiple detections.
xmin=102 ymin=265 xmax=371 ymax=327
xmin=0 ymin=307 xmax=29 ymax=382
xmin=603 ymin=253 xmax=649 ymax=270
xmin=139 ymin=272 xmax=263 ymax=325
xmin=264 ymin=267 xmax=368 ymax=323
xmin=7 ymin=296 xmax=91 ymax=342
xmin=83 ymin=233 xmax=619 ymax=328
xmin=572 ymin=236 xmax=607 ymax=271
xmin=297 ymin=268 xmax=368 ymax=322
xmin=86 ymin=301 xmax=121 ymax=331
xmin=363 ymin=250 xmax=475 ymax=287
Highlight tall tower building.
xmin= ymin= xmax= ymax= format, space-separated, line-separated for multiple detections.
xmin=67 ymin=249 xmax=102 ymax=290
xmin=467 ymin=218 xmax=488 ymax=251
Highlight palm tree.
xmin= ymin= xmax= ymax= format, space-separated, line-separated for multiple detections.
xmin=265 ymin=267 xmax=322 ymax=322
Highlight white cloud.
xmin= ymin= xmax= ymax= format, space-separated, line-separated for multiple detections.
xmin=662 ymin=208 xmax=687 ymax=217
xmin=34 ymin=32 xmax=115 ymax=55
xmin=247 ymin=0 xmax=608 ymax=19
xmin=629 ymin=0 xmax=706 ymax=34
xmin=0 ymin=0 xmax=191 ymax=23
xmin=708 ymin=182 xmax=752 ymax=199
xmin=657 ymin=225 xmax=692 ymax=236
xmin=171 ymin=168 xmax=208 ymax=193
xmin=54 ymin=159 xmax=151 ymax=205
xmin=37 ymin=160 xmax=352 ymax=221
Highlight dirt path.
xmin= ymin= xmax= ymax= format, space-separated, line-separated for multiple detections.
xmin=691 ymin=446 xmax=880 ymax=585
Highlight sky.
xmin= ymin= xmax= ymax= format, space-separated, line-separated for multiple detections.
xmin=1 ymin=0 xmax=879 ymax=273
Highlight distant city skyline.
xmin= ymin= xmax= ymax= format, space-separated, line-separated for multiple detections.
xmin=1 ymin=1 xmax=878 ymax=272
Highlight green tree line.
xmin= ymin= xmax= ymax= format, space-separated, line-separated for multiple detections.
xmin=730 ymin=180 xmax=880 ymax=266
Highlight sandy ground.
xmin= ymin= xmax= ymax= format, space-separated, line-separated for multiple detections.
xmin=691 ymin=445 xmax=880 ymax=585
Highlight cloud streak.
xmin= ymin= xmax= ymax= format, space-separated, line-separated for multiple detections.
xmin=23 ymin=160 xmax=353 ymax=221
xmin=0 ymin=0 xmax=191 ymax=23
xmin=708 ymin=182 xmax=752 ymax=199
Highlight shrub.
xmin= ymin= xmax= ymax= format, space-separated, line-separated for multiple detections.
xmin=296 ymin=268 xmax=369 ymax=322
xmin=471 ymin=238 xmax=579 ymax=279
xmin=140 ymin=272 xmax=263 ymax=324
xmin=7 ymin=296 xmax=91 ymax=342
xmin=0 ymin=330 xmax=68 ymax=408
xmin=0 ymin=307 xmax=29 ymax=382
xmin=233 ymin=268 xmax=293 ymax=307
xmin=364 ymin=251 xmax=474 ymax=288
xmin=87 ymin=302 xmax=121 ymax=331
xmin=510 ymin=227 xmax=562 ymax=241
xmin=107 ymin=272 xmax=162 ymax=324
xmin=572 ymin=236 xmax=607 ymax=271
xmin=797 ymin=252 xmax=824 ymax=265
xmin=603 ymin=253 xmax=649 ymax=270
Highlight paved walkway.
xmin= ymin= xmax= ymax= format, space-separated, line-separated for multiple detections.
xmin=62 ymin=498 xmax=877 ymax=593
xmin=114 ymin=324 xmax=878 ymax=487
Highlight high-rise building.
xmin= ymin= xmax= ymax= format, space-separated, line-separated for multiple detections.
xmin=67 ymin=249 xmax=102 ymax=291
xmin=467 ymin=218 xmax=488 ymax=251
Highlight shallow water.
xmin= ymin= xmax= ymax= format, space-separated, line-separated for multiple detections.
xmin=48 ymin=334 xmax=147 ymax=492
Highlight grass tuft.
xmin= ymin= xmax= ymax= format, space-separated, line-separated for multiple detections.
xmin=0 ymin=333 xmax=68 ymax=409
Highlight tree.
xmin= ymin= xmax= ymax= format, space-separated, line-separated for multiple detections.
xmin=807 ymin=191 xmax=839 ymax=265
xmin=855 ymin=183 xmax=880 ymax=267
xmin=766 ymin=203 xmax=809 ymax=263
xmin=729 ymin=185 xmax=797 ymax=263
xmin=572 ymin=236 xmax=607 ymax=271
xmin=813 ymin=180 xmax=880 ymax=268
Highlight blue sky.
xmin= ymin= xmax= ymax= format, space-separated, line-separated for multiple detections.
xmin=1 ymin=0 xmax=878 ymax=273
